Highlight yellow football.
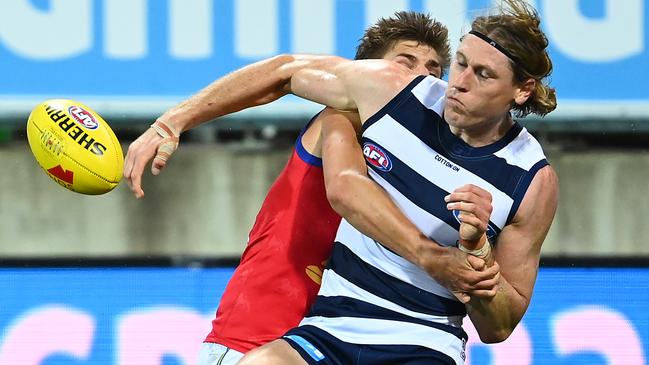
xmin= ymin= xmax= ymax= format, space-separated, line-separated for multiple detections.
xmin=26 ymin=99 xmax=124 ymax=195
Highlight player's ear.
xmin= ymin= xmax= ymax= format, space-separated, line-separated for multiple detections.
xmin=514 ymin=78 xmax=535 ymax=106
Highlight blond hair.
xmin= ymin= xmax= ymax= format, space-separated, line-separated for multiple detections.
xmin=471 ymin=0 xmax=557 ymax=117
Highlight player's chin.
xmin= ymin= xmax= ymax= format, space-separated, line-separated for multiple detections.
xmin=442 ymin=109 xmax=464 ymax=126
xmin=444 ymin=110 xmax=475 ymax=129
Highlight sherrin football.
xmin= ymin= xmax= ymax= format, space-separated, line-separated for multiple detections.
xmin=26 ymin=99 xmax=124 ymax=195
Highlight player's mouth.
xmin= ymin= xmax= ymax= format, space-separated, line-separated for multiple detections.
xmin=446 ymin=95 xmax=464 ymax=106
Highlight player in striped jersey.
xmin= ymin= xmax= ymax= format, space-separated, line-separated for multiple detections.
xmin=232 ymin=1 xmax=558 ymax=364
xmin=125 ymin=0 xmax=556 ymax=363
xmin=124 ymin=11 xmax=499 ymax=365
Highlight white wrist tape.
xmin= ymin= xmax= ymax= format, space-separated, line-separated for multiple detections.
xmin=458 ymin=237 xmax=492 ymax=259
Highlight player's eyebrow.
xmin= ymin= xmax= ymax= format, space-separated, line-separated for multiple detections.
xmin=396 ymin=53 xmax=416 ymax=61
xmin=397 ymin=53 xmax=440 ymax=75
xmin=425 ymin=59 xmax=440 ymax=70
xmin=456 ymin=50 xmax=499 ymax=77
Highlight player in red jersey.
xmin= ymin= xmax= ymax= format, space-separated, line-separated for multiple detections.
xmin=204 ymin=13 xmax=452 ymax=357
xmin=124 ymin=12 xmax=495 ymax=365
xmin=203 ymin=122 xmax=343 ymax=353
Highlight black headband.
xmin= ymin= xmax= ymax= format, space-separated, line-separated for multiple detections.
xmin=469 ymin=30 xmax=526 ymax=72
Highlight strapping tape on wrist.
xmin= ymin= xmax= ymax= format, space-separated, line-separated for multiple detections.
xmin=150 ymin=119 xmax=180 ymax=162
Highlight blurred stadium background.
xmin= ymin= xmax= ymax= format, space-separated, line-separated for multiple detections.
xmin=0 ymin=0 xmax=647 ymax=364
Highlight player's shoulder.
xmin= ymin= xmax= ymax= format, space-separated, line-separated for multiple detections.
xmin=534 ymin=164 xmax=559 ymax=188
xmin=517 ymin=164 xmax=559 ymax=218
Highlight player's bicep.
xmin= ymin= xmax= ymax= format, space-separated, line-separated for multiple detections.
xmin=493 ymin=224 xmax=541 ymax=305
xmin=290 ymin=70 xmax=354 ymax=110
xmin=287 ymin=58 xmax=409 ymax=115
xmin=494 ymin=166 xmax=559 ymax=301
xmin=284 ymin=56 xmax=358 ymax=111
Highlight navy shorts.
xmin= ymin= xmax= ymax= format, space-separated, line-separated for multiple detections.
xmin=283 ymin=325 xmax=456 ymax=365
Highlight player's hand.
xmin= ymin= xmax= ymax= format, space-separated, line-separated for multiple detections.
xmin=465 ymin=256 xmax=501 ymax=299
xmin=420 ymin=245 xmax=500 ymax=303
xmin=445 ymin=184 xmax=493 ymax=249
xmin=123 ymin=119 xmax=179 ymax=198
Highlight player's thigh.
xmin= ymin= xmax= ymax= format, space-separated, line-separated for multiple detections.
xmin=238 ymin=339 xmax=307 ymax=365
xmin=196 ymin=342 xmax=244 ymax=365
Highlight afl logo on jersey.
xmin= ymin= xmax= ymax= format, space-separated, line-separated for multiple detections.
xmin=452 ymin=209 xmax=498 ymax=240
xmin=363 ymin=142 xmax=392 ymax=172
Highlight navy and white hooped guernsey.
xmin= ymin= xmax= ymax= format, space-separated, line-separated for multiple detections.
xmin=291 ymin=75 xmax=549 ymax=364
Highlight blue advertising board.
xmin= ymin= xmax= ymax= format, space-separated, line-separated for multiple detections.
xmin=0 ymin=0 xmax=648 ymax=119
xmin=0 ymin=266 xmax=647 ymax=364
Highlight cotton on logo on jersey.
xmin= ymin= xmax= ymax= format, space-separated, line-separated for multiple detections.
xmin=68 ymin=106 xmax=99 ymax=130
xmin=363 ymin=143 xmax=392 ymax=172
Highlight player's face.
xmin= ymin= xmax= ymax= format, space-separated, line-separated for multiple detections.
xmin=445 ymin=34 xmax=529 ymax=132
xmin=381 ymin=40 xmax=442 ymax=78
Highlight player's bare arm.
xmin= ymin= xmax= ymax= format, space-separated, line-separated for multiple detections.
xmin=123 ymin=55 xmax=411 ymax=198
xmin=123 ymin=55 xmax=348 ymax=198
xmin=463 ymin=165 xmax=559 ymax=343
xmin=320 ymin=108 xmax=499 ymax=303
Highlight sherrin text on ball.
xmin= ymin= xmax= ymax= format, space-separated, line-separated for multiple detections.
xmin=26 ymin=99 xmax=124 ymax=195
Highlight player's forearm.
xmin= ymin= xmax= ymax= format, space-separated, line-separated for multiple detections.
xmin=327 ymin=171 xmax=442 ymax=266
xmin=160 ymin=55 xmax=296 ymax=133
xmin=465 ymin=274 xmax=529 ymax=343
xmin=322 ymin=110 xmax=443 ymax=268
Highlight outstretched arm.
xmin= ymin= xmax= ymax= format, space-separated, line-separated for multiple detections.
xmin=320 ymin=107 xmax=500 ymax=302
xmin=462 ymin=166 xmax=559 ymax=343
xmin=159 ymin=55 xmax=359 ymax=134
xmin=123 ymin=55 xmax=352 ymax=198
xmin=123 ymin=54 xmax=406 ymax=198
xmin=158 ymin=54 xmax=410 ymax=133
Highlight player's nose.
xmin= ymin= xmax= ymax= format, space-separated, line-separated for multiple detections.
xmin=450 ymin=68 xmax=472 ymax=92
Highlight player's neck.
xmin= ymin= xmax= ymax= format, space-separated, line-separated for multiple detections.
xmin=450 ymin=114 xmax=515 ymax=147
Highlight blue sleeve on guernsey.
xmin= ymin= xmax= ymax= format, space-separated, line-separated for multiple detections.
xmin=295 ymin=110 xmax=324 ymax=167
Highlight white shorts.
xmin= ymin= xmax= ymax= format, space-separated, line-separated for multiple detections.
xmin=197 ymin=342 xmax=244 ymax=365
